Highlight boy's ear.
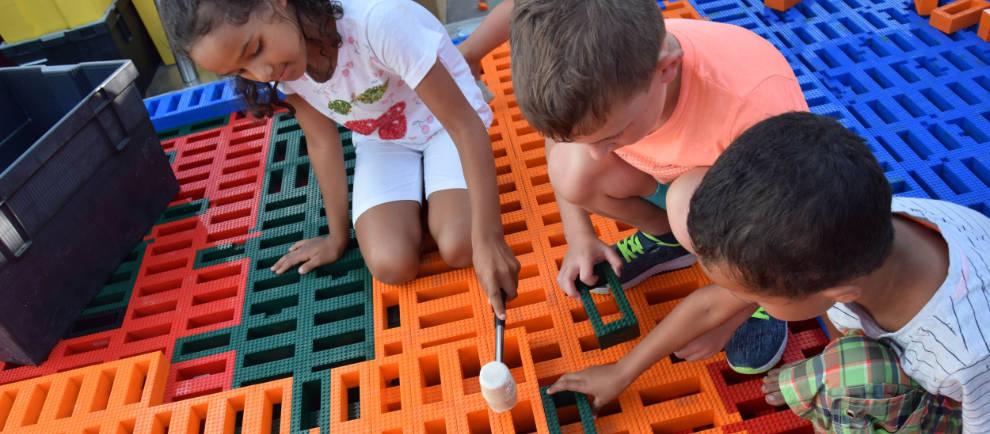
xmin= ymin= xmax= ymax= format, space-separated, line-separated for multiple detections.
xmin=655 ymin=45 xmax=683 ymax=83
xmin=821 ymin=285 xmax=862 ymax=303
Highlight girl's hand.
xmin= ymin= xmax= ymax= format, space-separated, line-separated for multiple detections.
xmin=546 ymin=363 xmax=634 ymax=415
xmin=473 ymin=234 xmax=520 ymax=320
xmin=556 ymin=235 xmax=623 ymax=299
xmin=271 ymin=235 xmax=349 ymax=275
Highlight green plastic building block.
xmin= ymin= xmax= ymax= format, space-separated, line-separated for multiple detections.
xmin=155 ymin=198 xmax=210 ymax=225
xmin=156 ymin=114 xmax=230 ymax=140
xmin=194 ymin=242 xmax=248 ymax=269
xmin=539 ymin=385 xmax=597 ymax=433
xmin=574 ymin=262 xmax=640 ymax=349
xmin=64 ymin=241 xmax=149 ymax=338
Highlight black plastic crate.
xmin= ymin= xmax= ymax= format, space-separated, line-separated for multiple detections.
xmin=0 ymin=0 xmax=161 ymax=92
xmin=0 ymin=60 xmax=177 ymax=365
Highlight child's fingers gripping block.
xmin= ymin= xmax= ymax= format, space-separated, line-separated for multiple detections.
xmin=574 ymin=263 xmax=641 ymax=350
xmin=539 ymin=385 xmax=597 ymax=434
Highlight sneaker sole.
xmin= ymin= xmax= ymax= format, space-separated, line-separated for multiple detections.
xmin=727 ymin=330 xmax=789 ymax=375
xmin=589 ymin=254 xmax=698 ymax=295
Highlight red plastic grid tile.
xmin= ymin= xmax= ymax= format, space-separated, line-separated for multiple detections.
xmin=163 ymin=351 xmax=236 ymax=403
xmin=155 ymin=112 xmax=273 ymax=249
xmin=0 ymin=114 xmax=264 ymax=388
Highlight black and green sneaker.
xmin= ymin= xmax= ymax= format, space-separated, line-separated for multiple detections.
xmin=725 ymin=307 xmax=788 ymax=375
xmin=591 ymin=230 xmax=696 ymax=294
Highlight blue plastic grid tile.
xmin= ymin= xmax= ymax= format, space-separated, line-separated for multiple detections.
xmin=144 ymin=79 xmax=245 ymax=131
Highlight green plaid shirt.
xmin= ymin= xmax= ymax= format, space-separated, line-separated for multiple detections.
xmin=779 ymin=331 xmax=963 ymax=433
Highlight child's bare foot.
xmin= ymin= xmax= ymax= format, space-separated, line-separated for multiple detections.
xmin=762 ymin=360 xmax=803 ymax=407
xmin=762 ymin=367 xmax=787 ymax=406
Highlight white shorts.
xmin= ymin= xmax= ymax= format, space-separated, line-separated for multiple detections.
xmin=351 ymin=129 xmax=467 ymax=223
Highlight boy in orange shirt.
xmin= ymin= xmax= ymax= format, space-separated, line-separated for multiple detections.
xmin=484 ymin=0 xmax=808 ymax=381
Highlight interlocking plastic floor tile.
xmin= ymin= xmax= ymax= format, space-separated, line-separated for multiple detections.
xmin=574 ymin=264 xmax=641 ymax=350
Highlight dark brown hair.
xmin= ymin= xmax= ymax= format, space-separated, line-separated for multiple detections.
xmin=509 ymin=0 xmax=665 ymax=141
xmin=160 ymin=0 xmax=343 ymax=118
xmin=688 ymin=112 xmax=894 ymax=298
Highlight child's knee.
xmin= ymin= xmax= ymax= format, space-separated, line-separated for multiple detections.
xmin=548 ymin=161 xmax=594 ymax=206
xmin=436 ymin=232 xmax=473 ymax=268
xmin=365 ymin=246 xmax=420 ymax=285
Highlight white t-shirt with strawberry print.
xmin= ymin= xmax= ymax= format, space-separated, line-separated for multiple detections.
xmin=278 ymin=0 xmax=493 ymax=143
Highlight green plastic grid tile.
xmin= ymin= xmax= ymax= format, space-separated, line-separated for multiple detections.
xmin=63 ymin=241 xmax=150 ymax=338
xmin=155 ymin=198 xmax=210 ymax=225
xmin=174 ymin=111 xmax=375 ymax=433
xmin=156 ymin=114 xmax=232 ymax=141
xmin=540 ymin=385 xmax=598 ymax=434
xmin=575 ymin=262 xmax=641 ymax=349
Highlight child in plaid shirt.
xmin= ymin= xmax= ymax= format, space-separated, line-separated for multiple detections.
xmin=670 ymin=112 xmax=990 ymax=432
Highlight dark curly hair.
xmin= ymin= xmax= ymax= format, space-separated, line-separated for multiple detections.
xmin=160 ymin=0 xmax=344 ymax=118
xmin=688 ymin=112 xmax=894 ymax=298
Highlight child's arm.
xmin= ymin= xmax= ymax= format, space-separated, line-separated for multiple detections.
xmin=271 ymin=94 xmax=351 ymax=275
xmin=457 ymin=0 xmax=513 ymax=76
xmin=545 ymin=139 xmax=624 ymax=298
xmin=547 ymin=283 xmax=755 ymax=412
xmin=414 ymin=60 xmax=521 ymax=320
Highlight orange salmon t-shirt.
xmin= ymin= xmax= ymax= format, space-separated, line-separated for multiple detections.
xmin=614 ymin=19 xmax=809 ymax=184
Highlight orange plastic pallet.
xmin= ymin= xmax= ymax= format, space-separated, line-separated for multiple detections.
xmin=0 ymin=352 xmax=168 ymax=433
xmin=0 ymin=352 xmax=292 ymax=434
xmin=929 ymin=0 xmax=990 ymax=34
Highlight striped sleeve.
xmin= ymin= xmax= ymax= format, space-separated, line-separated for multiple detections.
xmin=942 ymin=358 xmax=990 ymax=433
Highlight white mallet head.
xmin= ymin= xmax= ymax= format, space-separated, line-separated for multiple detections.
xmin=480 ymin=361 xmax=517 ymax=412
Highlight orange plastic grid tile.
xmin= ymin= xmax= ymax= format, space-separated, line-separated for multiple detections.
xmin=980 ymin=9 xmax=990 ymax=40
xmin=349 ymin=6 xmax=822 ymax=430
xmin=0 ymin=352 xmax=168 ymax=433
xmin=0 ymin=352 xmax=292 ymax=434
xmin=330 ymin=327 xmax=547 ymax=434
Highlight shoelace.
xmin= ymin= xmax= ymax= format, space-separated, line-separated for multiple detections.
xmin=617 ymin=233 xmax=645 ymax=263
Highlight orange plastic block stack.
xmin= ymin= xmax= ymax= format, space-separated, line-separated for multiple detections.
xmin=978 ymin=7 xmax=990 ymax=39
xmin=661 ymin=1 xmax=707 ymax=20
xmin=915 ymin=0 xmax=939 ymax=15
xmin=0 ymin=352 xmax=292 ymax=434
xmin=929 ymin=0 xmax=990 ymax=33
xmin=764 ymin=0 xmax=803 ymax=12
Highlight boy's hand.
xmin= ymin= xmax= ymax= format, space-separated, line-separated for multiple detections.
xmin=473 ymin=235 xmax=521 ymax=320
xmin=546 ymin=363 xmax=633 ymax=414
xmin=271 ymin=236 xmax=348 ymax=275
xmin=556 ymin=235 xmax=623 ymax=298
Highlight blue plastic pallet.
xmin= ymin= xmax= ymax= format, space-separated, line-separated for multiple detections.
xmin=144 ymin=78 xmax=244 ymax=131
xmin=690 ymin=0 xmax=990 ymax=217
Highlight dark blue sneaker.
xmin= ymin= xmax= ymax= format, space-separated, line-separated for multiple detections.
xmin=591 ymin=230 xmax=696 ymax=294
xmin=725 ymin=307 xmax=788 ymax=374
